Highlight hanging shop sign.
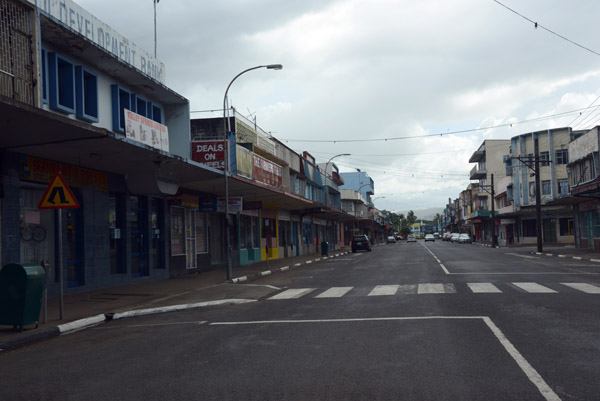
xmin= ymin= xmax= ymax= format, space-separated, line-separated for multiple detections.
xmin=125 ymin=109 xmax=169 ymax=152
xmin=38 ymin=172 xmax=80 ymax=209
xmin=191 ymin=140 xmax=226 ymax=170
xmin=199 ymin=196 xmax=218 ymax=212
xmin=252 ymin=154 xmax=282 ymax=188
xmin=217 ymin=197 xmax=243 ymax=213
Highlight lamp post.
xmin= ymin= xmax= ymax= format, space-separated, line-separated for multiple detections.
xmin=323 ymin=153 xmax=350 ymax=208
xmin=153 ymin=0 xmax=159 ymax=58
xmin=223 ymin=64 xmax=282 ymax=281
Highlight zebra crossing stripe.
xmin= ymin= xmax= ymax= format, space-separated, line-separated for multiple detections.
xmin=368 ymin=285 xmax=399 ymax=296
xmin=512 ymin=282 xmax=557 ymax=293
xmin=561 ymin=282 xmax=600 ymax=294
xmin=268 ymin=288 xmax=316 ymax=300
xmin=418 ymin=283 xmax=456 ymax=294
xmin=315 ymin=287 xmax=353 ymax=298
xmin=467 ymin=283 xmax=503 ymax=293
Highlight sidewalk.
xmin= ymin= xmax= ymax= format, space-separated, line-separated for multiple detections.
xmin=476 ymin=241 xmax=600 ymax=262
xmin=0 ymin=247 xmax=350 ymax=353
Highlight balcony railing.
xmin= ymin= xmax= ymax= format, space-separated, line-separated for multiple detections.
xmin=470 ymin=165 xmax=487 ymax=180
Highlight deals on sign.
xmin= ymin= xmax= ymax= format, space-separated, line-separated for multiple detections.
xmin=191 ymin=140 xmax=227 ymax=170
xmin=38 ymin=172 xmax=80 ymax=209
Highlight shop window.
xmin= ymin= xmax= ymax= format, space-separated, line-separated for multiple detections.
xmin=559 ymin=218 xmax=572 ymax=236
xmin=48 ymin=52 xmax=75 ymax=114
xmin=75 ymin=66 xmax=98 ymax=123
xmin=170 ymin=207 xmax=185 ymax=256
xmin=522 ymin=220 xmax=537 ymax=237
xmin=111 ymin=84 xmax=131 ymax=133
xmin=195 ymin=211 xmax=208 ymax=254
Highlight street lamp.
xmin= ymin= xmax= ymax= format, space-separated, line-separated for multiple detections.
xmin=223 ymin=64 xmax=283 ymax=281
xmin=323 ymin=153 xmax=350 ymax=208
xmin=371 ymin=196 xmax=386 ymax=204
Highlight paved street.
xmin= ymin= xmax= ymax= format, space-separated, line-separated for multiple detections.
xmin=2 ymin=242 xmax=600 ymax=400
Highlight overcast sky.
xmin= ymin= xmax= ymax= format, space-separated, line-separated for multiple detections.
xmin=78 ymin=0 xmax=600 ymax=214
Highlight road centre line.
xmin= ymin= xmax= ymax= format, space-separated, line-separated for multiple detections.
xmin=209 ymin=315 xmax=560 ymax=401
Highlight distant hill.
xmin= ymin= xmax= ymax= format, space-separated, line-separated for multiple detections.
xmin=395 ymin=208 xmax=443 ymax=221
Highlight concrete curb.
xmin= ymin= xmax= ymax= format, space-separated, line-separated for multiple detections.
xmin=529 ymin=252 xmax=600 ymax=263
xmin=0 ymin=298 xmax=258 ymax=354
xmin=230 ymin=251 xmax=349 ymax=284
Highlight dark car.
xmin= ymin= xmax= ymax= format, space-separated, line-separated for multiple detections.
xmin=351 ymin=235 xmax=372 ymax=253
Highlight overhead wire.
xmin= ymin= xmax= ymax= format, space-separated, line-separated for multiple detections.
xmin=492 ymin=0 xmax=600 ymax=58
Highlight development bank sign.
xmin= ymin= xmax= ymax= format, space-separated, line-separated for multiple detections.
xmin=28 ymin=0 xmax=165 ymax=83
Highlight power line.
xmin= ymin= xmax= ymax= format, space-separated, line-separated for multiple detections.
xmin=492 ymin=0 xmax=600 ymax=57
xmin=277 ymin=107 xmax=591 ymax=143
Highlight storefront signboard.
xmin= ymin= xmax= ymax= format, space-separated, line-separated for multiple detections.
xmin=20 ymin=155 xmax=108 ymax=192
xmin=252 ymin=154 xmax=282 ymax=188
xmin=191 ymin=140 xmax=226 ymax=170
xmin=125 ymin=109 xmax=169 ymax=152
xmin=217 ymin=197 xmax=243 ymax=213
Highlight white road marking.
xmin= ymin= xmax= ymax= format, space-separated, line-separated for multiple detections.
xmin=209 ymin=315 xmax=560 ymax=401
xmin=267 ymin=288 xmax=315 ymax=300
xmin=315 ymin=287 xmax=354 ymax=298
xmin=95 ymin=321 xmax=207 ymax=329
xmin=512 ymin=282 xmax=558 ymax=293
xmin=418 ymin=283 xmax=456 ymax=294
xmin=505 ymin=253 xmax=536 ymax=259
xmin=368 ymin=285 xmax=399 ymax=296
xmin=561 ymin=282 xmax=600 ymax=294
xmin=467 ymin=283 xmax=502 ymax=293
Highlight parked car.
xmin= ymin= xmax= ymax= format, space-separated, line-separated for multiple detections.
xmin=407 ymin=234 xmax=417 ymax=243
xmin=433 ymin=232 xmax=440 ymax=239
xmin=351 ymin=235 xmax=372 ymax=252
xmin=442 ymin=232 xmax=452 ymax=241
xmin=395 ymin=234 xmax=403 ymax=241
xmin=450 ymin=233 xmax=461 ymax=242
xmin=457 ymin=233 xmax=472 ymax=244
xmin=387 ymin=235 xmax=397 ymax=243
xmin=424 ymin=234 xmax=435 ymax=242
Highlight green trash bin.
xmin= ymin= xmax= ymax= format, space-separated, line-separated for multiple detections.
xmin=0 ymin=263 xmax=46 ymax=332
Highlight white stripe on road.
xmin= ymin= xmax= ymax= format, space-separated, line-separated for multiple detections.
xmin=368 ymin=285 xmax=399 ymax=296
xmin=512 ymin=282 xmax=558 ymax=293
xmin=418 ymin=283 xmax=456 ymax=294
xmin=267 ymin=288 xmax=316 ymax=300
xmin=467 ymin=283 xmax=503 ymax=293
xmin=209 ymin=315 xmax=560 ymax=401
xmin=561 ymin=282 xmax=600 ymax=294
xmin=315 ymin=287 xmax=354 ymax=298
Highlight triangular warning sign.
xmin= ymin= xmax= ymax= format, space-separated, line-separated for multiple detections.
xmin=38 ymin=172 xmax=80 ymax=209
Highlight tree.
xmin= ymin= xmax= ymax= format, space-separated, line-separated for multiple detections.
xmin=406 ymin=210 xmax=417 ymax=225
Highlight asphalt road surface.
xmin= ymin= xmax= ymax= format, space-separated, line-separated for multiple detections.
xmin=2 ymin=241 xmax=600 ymax=400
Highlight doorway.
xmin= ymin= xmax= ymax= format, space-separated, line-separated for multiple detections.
xmin=130 ymin=196 xmax=149 ymax=277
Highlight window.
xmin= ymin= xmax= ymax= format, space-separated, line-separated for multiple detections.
xmin=150 ymin=103 xmax=162 ymax=123
xmin=559 ymin=218 xmax=572 ymax=236
xmin=542 ymin=180 xmax=551 ymax=195
xmin=529 ymin=182 xmax=536 ymax=199
xmin=522 ymin=220 xmax=537 ymax=237
xmin=41 ymin=48 xmax=48 ymax=104
xmin=170 ymin=207 xmax=185 ymax=256
xmin=540 ymin=151 xmax=550 ymax=166
xmin=131 ymin=94 xmax=148 ymax=117
xmin=558 ymin=179 xmax=569 ymax=195
xmin=195 ymin=211 xmax=208 ymax=254
xmin=556 ymin=149 xmax=568 ymax=165
xmin=48 ymin=52 xmax=75 ymax=114
xmin=111 ymin=85 xmax=131 ymax=133
xmin=75 ymin=66 xmax=98 ymax=122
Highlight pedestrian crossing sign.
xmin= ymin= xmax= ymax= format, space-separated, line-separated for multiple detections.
xmin=38 ymin=171 xmax=80 ymax=209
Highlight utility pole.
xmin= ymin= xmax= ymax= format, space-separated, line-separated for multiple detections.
xmin=534 ymin=138 xmax=543 ymax=253
xmin=491 ymin=173 xmax=496 ymax=247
